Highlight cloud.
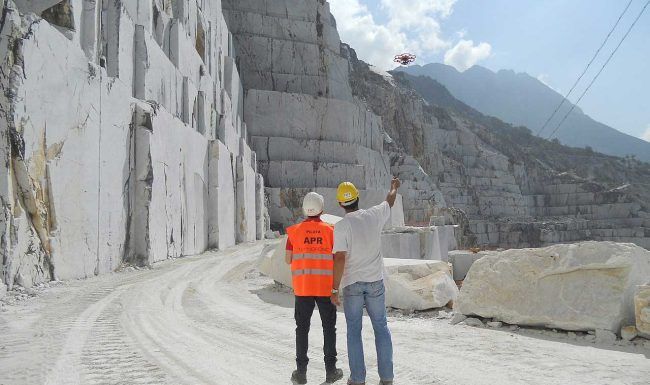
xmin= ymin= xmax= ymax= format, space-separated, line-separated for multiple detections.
xmin=537 ymin=74 xmax=561 ymax=93
xmin=537 ymin=74 xmax=551 ymax=86
xmin=641 ymin=125 xmax=650 ymax=142
xmin=329 ymin=0 xmax=457 ymax=70
xmin=443 ymin=39 xmax=492 ymax=71
xmin=380 ymin=0 xmax=456 ymax=51
xmin=329 ymin=0 xmax=411 ymax=70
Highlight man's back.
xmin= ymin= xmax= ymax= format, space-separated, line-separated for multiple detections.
xmin=333 ymin=201 xmax=391 ymax=289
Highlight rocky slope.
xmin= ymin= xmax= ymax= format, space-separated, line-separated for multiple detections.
xmin=224 ymin=0 xmax=649 ymax=250
xmin=347 ymin=50 xmax=650 ymax=249
xmin=398 ymin=63 xmax=650 ymax=162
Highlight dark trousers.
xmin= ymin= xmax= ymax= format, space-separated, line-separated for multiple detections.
xmin=295 ymin=295 xmax=337 ymax=372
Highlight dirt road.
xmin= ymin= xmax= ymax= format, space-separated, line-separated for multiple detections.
xmin=1 ymin=242 xmax=648 ymax=385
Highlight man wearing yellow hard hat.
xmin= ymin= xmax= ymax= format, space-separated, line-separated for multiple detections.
xmin=331 ymin=177 xmax=401 ymax=385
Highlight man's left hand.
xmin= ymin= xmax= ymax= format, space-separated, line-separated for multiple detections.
xmin=330 ymin=293 xmax=341 ymax=306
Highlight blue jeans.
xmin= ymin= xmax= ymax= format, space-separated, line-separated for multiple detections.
xmin=342 ymin=280 xmax=393 ymax=383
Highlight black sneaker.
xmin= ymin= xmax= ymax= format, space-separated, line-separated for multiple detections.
xmin=378 ymin=380 xmax=393 ymax=385
xmin=291 ymin=370 xmax=307 ymax=385
xmin=326 ymin=368 xmax=344 ymax=383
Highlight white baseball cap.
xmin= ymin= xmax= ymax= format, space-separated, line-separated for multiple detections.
xmin=302 ymin=192 xmax=324 ymax=217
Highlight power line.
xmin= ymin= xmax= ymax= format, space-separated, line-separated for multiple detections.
xmin=535 ymin=0 xmax=633 ymax=137
xmin=546 ymin=0 xmax=650 ymax=141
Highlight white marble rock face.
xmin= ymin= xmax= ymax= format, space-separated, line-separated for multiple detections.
xmin=0 ymin=14 xmax=133 ymax=285
xmin=455 ymin=242 xmax=650 ymax=333
xmin=0 ymin=0 xmax=268 ymax=288
xmin=236 ymin=155 xmax=257 ymax=243
xmin=208 ymin=140 xmax=237 ymax=251
xmin=132 ymin=104 xmax=213 ymax=263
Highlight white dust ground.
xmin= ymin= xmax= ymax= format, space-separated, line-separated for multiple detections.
xmin=1 ymin=241 xmax=648 ymax=385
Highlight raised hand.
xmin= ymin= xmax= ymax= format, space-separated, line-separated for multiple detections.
xmin=391 ymin=176 xmax=401 ymax=190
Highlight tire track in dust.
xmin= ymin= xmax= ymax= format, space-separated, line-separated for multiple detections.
xmin=0 ymin=280 xmax=145 ymax=385
xmin=119 ymin=247 xmax=266 ymax=384
xmin=81 ymin=300 xmax=171 ymax=385
xmin=43 ymin=286 xmax=129 ymax=385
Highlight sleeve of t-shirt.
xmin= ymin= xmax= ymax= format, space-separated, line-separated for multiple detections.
xmin=368 ymin=201 xmax=391 ymax=227
xmin=332 ymin=222 xmax=349 ymax=253
xmin=285 ymin=237 xmax=293 ymax=251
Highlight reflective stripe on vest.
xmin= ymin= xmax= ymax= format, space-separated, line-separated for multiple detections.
xmin=286 ymin=220 xmax=335 ymax=297
xmin=292 ymin=269 xmax=334 ymax=276
xmin=291 ymin=253 xmax=334 ymax=261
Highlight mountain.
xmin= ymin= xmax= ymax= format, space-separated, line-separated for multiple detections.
xmin=348 ymin=50 xmax=650 ymax=249
xmin=397 ymin=63 xmax=650 ymax=162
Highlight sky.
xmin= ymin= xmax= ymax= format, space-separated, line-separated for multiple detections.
xmin=328 ymin=0 xmax=650 ymax=142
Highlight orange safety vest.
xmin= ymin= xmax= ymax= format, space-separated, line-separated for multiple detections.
xmin=286 ymin=219 xmax=335 ymax=297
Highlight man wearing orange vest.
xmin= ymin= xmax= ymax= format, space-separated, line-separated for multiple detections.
xmin=285 ymin=192 xmax=344 ymax=385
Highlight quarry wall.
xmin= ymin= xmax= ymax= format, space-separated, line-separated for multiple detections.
xmin=222 ymin=0 xmax=441 ymax=229
xmin=0 ymin=0 xmax=267 ymax=289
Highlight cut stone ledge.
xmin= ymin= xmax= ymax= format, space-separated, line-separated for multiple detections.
xmin=381 ymin=226 xmax=457 ymax=262
xmin=448 ymin=250 xmax=486 ymax=280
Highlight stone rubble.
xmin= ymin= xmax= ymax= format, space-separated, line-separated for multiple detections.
xmin=487 ymin=321 xmax=503 ymax=328
xmin=449 ymin=313 xmax=467 ymax=325
xmin=621 ymin=326 xmax=638 ymax=341
xmin=594 ymin=329 xmax=618 ymax=345
xmin=462 ymin=318 xmax=485 ymax=328
xmin=455 ymin=242 xmax=650 ymax=333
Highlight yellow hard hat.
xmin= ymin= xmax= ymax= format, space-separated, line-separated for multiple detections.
xmin=337 ymin=182 xmax=359 ymax=205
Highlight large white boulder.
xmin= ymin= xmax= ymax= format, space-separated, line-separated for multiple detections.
xmin=455 ymin=242 xmax=650 ymax=332
xmin=635 ymin=285 xmax=650 ymax=338
xmin=384 ymin=259 xmax=458 ymax=310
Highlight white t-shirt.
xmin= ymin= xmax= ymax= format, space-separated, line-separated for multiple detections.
xmin=333 ymin=201 xmax=391 ymax=289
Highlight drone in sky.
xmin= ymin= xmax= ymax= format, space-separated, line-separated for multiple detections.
xmin=393 ymin=53 xmax=417 ymax=66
